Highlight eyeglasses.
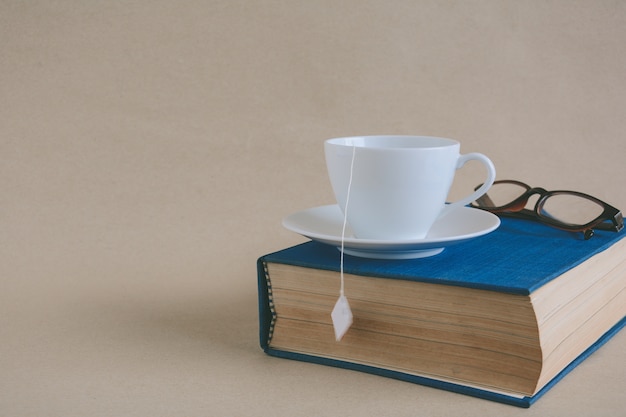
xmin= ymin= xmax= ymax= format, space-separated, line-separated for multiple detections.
xmin=470 ymin=180 xmax=624 ymax=240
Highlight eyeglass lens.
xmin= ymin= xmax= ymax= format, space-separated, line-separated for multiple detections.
xmin=539 ymin=193 xmax=604 ymax=226
xmin=477 ymin=182 xmax=527 ymax=208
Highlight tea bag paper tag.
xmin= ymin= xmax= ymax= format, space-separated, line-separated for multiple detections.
xmin=331 ymin=294 xmax=353 ymax=341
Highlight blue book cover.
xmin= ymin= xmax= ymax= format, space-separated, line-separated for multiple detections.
xmin=257 ymin=217 xmax=626 ymax=407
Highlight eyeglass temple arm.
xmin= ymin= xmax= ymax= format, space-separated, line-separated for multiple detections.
xmin=475 ymin=194 xmax=496 ymax=207
xmin=499 ymin=209 xmax=624 ymax=233
xmin=491 ymin=209 xmax=536 ymax=221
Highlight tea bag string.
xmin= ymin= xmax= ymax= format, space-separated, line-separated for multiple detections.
xmin=340 ymin=144 xmax=357 ymax=296
xmin=331 ymin=144 xmax=356 ymax=342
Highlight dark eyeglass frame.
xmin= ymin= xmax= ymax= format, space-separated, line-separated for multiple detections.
xmin=471 ymin=180 xmax=624 ymax=240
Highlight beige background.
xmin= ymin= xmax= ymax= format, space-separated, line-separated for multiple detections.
xmin=2 ymin=1 xmax=625 ymax=415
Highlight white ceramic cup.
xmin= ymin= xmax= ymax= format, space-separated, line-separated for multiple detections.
xmin=325 ymin=135 xmax=496 ymax=240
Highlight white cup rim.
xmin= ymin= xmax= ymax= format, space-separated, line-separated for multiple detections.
xmin=325 ymin=135 xmax=459 ymax=150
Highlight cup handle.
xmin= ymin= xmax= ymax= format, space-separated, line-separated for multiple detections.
xmin=439 ymin=153 xmax=496 ymax=218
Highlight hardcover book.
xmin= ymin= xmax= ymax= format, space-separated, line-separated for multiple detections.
xmin=257 ymin=216 xmax=626 ymax=407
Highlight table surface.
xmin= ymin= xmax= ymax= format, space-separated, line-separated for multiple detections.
xmin=2 ymin=2 xmax=625 ymax=416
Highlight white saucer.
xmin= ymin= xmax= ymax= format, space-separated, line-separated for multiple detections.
xmin=282 ymin=205 xmax=500 ymax=259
